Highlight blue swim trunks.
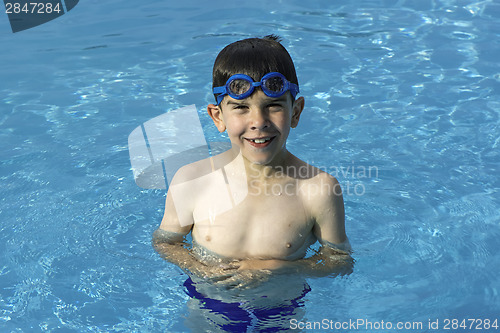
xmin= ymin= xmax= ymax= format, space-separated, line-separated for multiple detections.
xmin=183 ymin=277 xmax=311 ymax=332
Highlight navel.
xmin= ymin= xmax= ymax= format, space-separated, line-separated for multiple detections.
xmin=286 ymin=242 xmax=292 ymax=248
xmin=205 ymin=235 xmax=211 ymax=242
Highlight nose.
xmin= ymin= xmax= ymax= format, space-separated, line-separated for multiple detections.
xmin=249 ymin=108 xmax=269 ymax=130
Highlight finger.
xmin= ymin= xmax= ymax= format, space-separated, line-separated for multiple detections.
xmin=219 ymin=263 xmax=240 ymax=270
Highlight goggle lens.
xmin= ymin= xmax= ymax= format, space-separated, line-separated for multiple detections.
xmin=263 ymin=76 xmax=285 ymax=95
xmin=229 ymin=79 xmax=252 ymax=96
xmin=213 ymin=72 xmax=299 ymax=105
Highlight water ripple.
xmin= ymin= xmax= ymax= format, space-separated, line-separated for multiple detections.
xmin=1 ymin=0 xmax=499 ymax=330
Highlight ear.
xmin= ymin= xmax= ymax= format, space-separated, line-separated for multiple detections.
xmin=207 ymin=104 xmax=226 ymax=132
xmin=291 ymin=97 xmax=305 ymax=128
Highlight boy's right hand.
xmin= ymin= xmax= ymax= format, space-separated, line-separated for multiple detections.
xmin=235 ymin=259 xmax=288 ymax=271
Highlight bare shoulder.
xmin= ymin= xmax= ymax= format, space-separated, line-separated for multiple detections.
xmin=292 ymin=159 xmax=341 ymax=202
xmin=160 ymin=149 xmax=239 ymax=234
xmin=160 ymin=156 xmax=216 ymax=233
xmin=294 ymin=160 xmax=347 ymax=246
xmin=169 ymin=157 xmax=211 ymax=186
xmin=293 ymin=159 xmax=344 ymax=229
xmin=169 ymin=149 xmax=235 ymax=186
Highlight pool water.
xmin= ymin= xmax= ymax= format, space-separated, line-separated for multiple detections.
xmin=1 ymin=0 xmax=499 ymax=331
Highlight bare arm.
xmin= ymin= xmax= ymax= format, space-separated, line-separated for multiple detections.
xmin=152 ymin=229 xmax=196 ymax=269
xmin=272 ymin=242 xmax=353 ymax=277
xmin=235 ymin=245 xmax=353 ymax=277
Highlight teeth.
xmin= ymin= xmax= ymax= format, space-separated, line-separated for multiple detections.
xmin=253 ymin=138 xmax=269 ymax=143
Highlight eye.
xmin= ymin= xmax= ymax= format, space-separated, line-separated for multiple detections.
xmin=231 ymin=104 xmax=249 ymax=112
xmin=267 ymin=103 xmax=285 ymax=111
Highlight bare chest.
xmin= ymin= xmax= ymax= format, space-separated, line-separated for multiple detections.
xmin=192 ymin=191 xmax=315 ymax=260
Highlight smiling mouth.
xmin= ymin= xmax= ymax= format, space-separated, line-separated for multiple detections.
xmin=245 ymin=136 xmax=276 ymax=148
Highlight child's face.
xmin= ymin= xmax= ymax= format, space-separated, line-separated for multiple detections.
xmin=208 ymin=90 xmax=305 ymax=165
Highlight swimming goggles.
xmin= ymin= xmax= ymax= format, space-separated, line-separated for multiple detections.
xmin=213 ymin=72 xmax=299 ymax=105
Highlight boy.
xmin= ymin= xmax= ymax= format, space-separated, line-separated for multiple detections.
xmin=153 ymin=35 xmax=352 ymax=283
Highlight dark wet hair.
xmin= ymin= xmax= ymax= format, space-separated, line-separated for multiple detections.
xmin=212 ymin=35 xmax=298 ymax=103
